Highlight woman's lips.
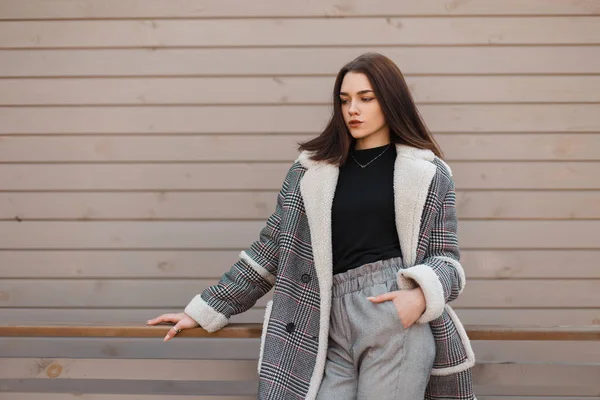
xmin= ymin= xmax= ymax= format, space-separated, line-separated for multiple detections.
xmin=349 ymin=121 xmax=363 ymax=128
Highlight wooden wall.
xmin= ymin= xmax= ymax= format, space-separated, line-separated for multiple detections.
xmin=0 ymin=0 xmax=599 ymax=398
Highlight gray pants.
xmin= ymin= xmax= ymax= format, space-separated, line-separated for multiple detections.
xmin=316 ymin=258 xmax=435 ymax=400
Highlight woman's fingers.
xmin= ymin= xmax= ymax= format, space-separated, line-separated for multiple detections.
xmin=146 ymin=313 xmax=180 ymax=325
xmin=367 ymin=290 xmax=399 ymax=303
xmin=163 ymin=324 xmax=183 ymax=342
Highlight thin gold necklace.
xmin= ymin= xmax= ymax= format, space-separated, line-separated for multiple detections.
xmin=351 ymin=144 xmax=391 ymax=169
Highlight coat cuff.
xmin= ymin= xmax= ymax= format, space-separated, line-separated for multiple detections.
xmin=397 ymin=264 xmax=445 ymax=323
xmin=184 ymin=295 xmax=229 ymax=333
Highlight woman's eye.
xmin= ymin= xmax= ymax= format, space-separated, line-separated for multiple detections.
xmin=362 ymin=98 xmax=373 ymax=102
xmin=340 ymin=99 xmax=349 ymax=104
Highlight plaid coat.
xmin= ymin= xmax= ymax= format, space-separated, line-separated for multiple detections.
xmin=185 ymin=144 xmax=476 ymax=399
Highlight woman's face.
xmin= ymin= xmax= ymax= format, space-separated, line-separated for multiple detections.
xmin=339 ymin=72 xmax=390 ymax=149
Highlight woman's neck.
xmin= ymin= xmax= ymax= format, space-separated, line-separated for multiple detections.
xmin=354 ymin=137 xmax=391 ymax=150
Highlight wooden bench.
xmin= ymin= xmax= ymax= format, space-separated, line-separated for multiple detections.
xmin=1 ymin=323 xmax=599 ymax=399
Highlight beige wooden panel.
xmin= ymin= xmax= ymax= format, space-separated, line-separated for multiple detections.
xmin=3 ymin=77 xmax=600 ymax=105
xmin=2 ymin=105 xmax=599 ymax=134
xmin=0 ymin=220 xmax=599 ymax=249
xmin=455 ymin=191 xmax=600 ymax=219
xmin=3 ymin=18 xmax=600 ymax=48
xmin=1 ymin=47 xmax=598 ymax=77
xmin=472 ymin=364 xmax=600 ymax=396
xmin=0 ymin=192 xmax=283 ymax=220
xmin=1 ymin=250 xmax=599 ymax=279
xmin=0 ymin=358 xmax=257 ymax=380
xmin=2 ymin=191 xmax=599 ymax=221
xmin=0 ymin=359 xmax=597 ymax=397
xmin=3 ymin=337 xmax=599 ymax=365
xmin=0 ymin=135 xmax=305 ymax=162
xmin=2 ymin=134 xmax=600 ymax=162
xmin=452 ymin=280 xmax=600 ymax=308
xmin=460 ymin=250 xmax=600 ymax=279
xmin=471 ymin=341 xmax=600 ymax=364
xmin=1 ymin=163 xmax=599 ymax=190
xmin=1 ymin=307 xmax=598 ymax=326
xmin=1 ymin=279 xmax=598 ymax=308
xmin=0 ymin=164 xmax=292 ymax=191
xmin=451 ymin=162 xmax=600 ymax=190
xmin=1 ymin=0 xmax=598 ymax=18
xmin=0 ymin=358 xmax=598 ymax=389
xmin=0 ymin=307 xmax=266 ymax=324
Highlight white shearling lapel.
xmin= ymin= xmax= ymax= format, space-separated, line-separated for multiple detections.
xmin=297 ymin=151 xmax=338 ymax=399
xmin=394 ymin=144 xmax=437 ymax=267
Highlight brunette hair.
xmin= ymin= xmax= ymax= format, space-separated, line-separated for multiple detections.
xmin=298 ymin=52 xmax=443 ymax=165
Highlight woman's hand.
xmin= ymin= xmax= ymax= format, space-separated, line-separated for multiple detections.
xmin=146 ymin=312 xmax=199 ymax=342
xmin=368 ymin=287 xmax=426 ymax=329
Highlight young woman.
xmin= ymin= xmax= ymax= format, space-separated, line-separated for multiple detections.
xmin=147 ymin=52 xmax=476 ymax=399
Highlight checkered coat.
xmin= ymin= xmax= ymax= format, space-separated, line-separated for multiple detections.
xmin=185 ymin=144 xmax=476 ymax=399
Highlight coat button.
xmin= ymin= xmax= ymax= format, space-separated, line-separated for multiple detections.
xmin=286 ymin=322 xmax=295 ymax=333
xmin=301 ymin=274 xmax=311 ymax=283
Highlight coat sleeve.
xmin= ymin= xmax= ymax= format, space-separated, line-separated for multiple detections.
xmin=397 ymin=171 xmax=467 ymax=324
xmin=184 ymin=164 xmax=297 ymax=332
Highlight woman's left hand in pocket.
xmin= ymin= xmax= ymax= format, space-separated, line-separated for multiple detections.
xmin=367 ymin=288 xmax=426 ymax=329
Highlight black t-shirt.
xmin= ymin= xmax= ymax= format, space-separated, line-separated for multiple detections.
xmin=331 ymin=143 xmax=403 ymax=275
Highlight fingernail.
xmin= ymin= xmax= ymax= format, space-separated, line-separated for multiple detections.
xmin=367 ymin=297 xmax=375 ymax=300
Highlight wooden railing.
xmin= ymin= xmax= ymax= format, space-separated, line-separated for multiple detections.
xmin=2 ymin=323 xmax=599 ymax=340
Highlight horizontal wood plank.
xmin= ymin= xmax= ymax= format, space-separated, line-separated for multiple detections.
xmin=1 ymin=47 xmax=598 ymax=77
xmin=0 ymin=308 xmax=598 ymax=326
xmin=2 ymin=134 xmax=599 ymax=162
xmin=2 ymin=18 xmax=600 ymax=48
xmin=0 ymin=278 xmax=598 ymax=308
xmin=2 ymin=105 xmax=599 ymax=134
xmin=1 ymin=162 xmax=599 ymax=190
xmin=1 ymin=0 xmax=598 ymax=18
xmin=2 ymin=76 xmax=600 ymax=105
xmin=2 ymin=191 xmax=599 ymax=221
xmin=0 ymin=307 xmax=268 ymax=325
xmin=2 ymin=337 xmax=599 ymax=363
xmin=472 ymin=364 xmax=600 ymax=396
xmin=0 ymin=358 xmax=258 ymax=380
xmin=1 ymin=324 xmax=599 ymax=341
xmin=0 ymin=220 xmax=599 ymax=249
xmin=1 ymin=250 xmax=599 ymax=279
xmin=0 ymin=337 xmax=261 ymax=360
xmin=0 ymin=378 xmax=257 ymax=396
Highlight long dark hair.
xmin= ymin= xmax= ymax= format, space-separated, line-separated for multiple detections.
xmin=299 ymin=52 xmax=443 ymax=165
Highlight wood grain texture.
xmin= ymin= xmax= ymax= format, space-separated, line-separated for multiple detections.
xmin=2 ymin=337 xmax=598 ymax=363
xmin=1 ymin=250 xmax=599 ymax=278
xmin=1 ymin=163 xmax=599 ymax=190
xmin=1 ymin=220 xmax=599 ymax=249
xmin=2 ymin=18 xmax=600 ymax=48
xmin=1 ymin=0 xmax=599 ymax=18
xmin=0 ymin=308 xmax=598 ymax=326
xmin=2 ymin=134 xmax=599 ymax=162
xmin=2 ymin=191 xmax=600 ymax=220
xmin=1 ymin=105 xmax=599 ymax=134
xmin=2 ymin=77 xmax=600 ymax=105
xmin=1 ymin=47 xmax=598 ymax=77
xmin=1 ymin=323 xmax=598 ymax=341
xmin=0 ymin=278 xmax=598 ymax=308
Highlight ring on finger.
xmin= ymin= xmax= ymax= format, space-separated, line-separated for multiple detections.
xmin=173 ymin=328 xmax=182 ymax=335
